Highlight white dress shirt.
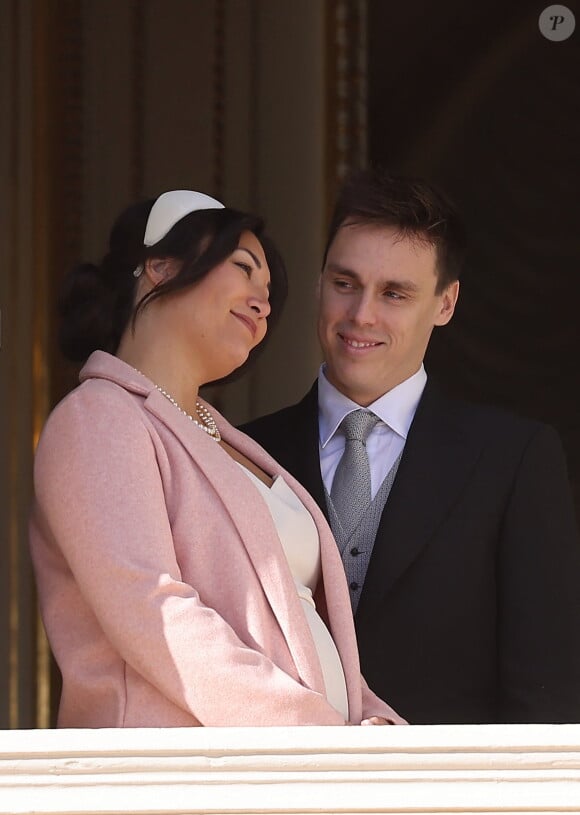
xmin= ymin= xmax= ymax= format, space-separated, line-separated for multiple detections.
xmin=318 ymin=365 xmax=427 ymax=500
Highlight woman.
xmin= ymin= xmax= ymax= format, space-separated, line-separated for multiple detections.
xmin=30 ymin=189 xmax=405 ymax=728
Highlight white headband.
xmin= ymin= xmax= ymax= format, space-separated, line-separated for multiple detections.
xmin=144 ymin=189 xmax=224 ymax=246
xmin=133 ymin=189 xmax=225 ymax=277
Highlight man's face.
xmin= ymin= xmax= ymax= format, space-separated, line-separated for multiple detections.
xmin=317 ymin=222 xmax=459 ymax=406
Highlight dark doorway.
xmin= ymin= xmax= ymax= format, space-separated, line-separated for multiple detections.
xmin=368 ymin=1 xmax=580 ymax=517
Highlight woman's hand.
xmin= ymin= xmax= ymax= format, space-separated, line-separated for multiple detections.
xmin=360 ymin=716 xmax=394 ymax=725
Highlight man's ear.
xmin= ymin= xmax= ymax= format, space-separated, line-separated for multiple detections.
xmin=143 ymin=257 xmax=179 ymax=286
xmin=315 ymin=271 xmax=324 ymax=300
xmin=435 ymin=280 xmax=460 ymax=326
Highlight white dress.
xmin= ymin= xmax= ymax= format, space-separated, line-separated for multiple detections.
xmin=238 ymin=464 xmax=349 ymax=719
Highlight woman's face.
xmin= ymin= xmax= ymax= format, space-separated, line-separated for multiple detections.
xmin=161 ymin=230 xmax=271 ymax=383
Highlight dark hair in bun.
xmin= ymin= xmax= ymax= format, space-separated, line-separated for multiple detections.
xmin=58 ymin=196 xmax=287 ymax=381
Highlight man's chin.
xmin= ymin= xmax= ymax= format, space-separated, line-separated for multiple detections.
xmin=327 ymin=373 xmax=378 ymax=405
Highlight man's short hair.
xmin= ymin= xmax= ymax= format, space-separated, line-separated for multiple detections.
xmin=324 ymin=167 xmax=467 ymax=292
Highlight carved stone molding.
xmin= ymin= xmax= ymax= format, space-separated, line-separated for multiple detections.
xmin=1 ymin=725 xmax=580 ymax=813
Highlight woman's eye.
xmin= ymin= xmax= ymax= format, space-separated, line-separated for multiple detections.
xmin=235 ymin=261 xmax=252 ymax=275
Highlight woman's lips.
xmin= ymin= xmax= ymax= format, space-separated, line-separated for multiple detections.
xmin=232 ymin=311 xmax=257 ymax=338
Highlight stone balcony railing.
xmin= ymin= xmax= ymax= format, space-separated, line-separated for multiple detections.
xmin=2 ymin=724 xmax=580 ymax=814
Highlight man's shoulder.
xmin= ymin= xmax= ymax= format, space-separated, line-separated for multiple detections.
xmin=239 ymin=383 xmax=318 ymax=447
xmin=419 ymin=380 xmax=559 ymax=449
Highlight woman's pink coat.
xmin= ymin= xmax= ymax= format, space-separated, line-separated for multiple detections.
xmin=30 ymin=351 xmax=404 ymax=727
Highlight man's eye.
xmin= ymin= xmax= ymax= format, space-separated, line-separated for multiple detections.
xmin=384 ymin=290 xmax=403 ymax=300
xmin=334 ymin=279 xmax=353 ymax=289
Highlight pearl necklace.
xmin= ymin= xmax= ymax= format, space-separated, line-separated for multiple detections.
xmin=155 ymin=386 xmax=221 ymax=442
xmin=129 ymin=364 xmax=221 ymax=442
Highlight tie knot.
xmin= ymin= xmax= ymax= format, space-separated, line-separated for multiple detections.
xmin=340 ymin=410 xmax=379 ymax=443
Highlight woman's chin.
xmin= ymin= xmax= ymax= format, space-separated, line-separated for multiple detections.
xmin=207 ymin=350 xmax=251 ymax=383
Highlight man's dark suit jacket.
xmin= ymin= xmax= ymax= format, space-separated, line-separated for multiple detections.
xmin=240 ymin=380 xmax=580 ymax=724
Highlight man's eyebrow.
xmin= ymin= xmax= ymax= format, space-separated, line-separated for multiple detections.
xmin=385 ymin=278 xmax=420 ymax=293
xmin=325 ymin=263 xmax=420 ymax=292
xmin=237 ymin=246 xmax=262 ymax=269
xmin=324 ymin=264 xmax=370 ymax=285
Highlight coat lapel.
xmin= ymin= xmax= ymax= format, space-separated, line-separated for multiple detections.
xmin=239 ymin=384 xmax=362 ymax=718
xmin=241 ymin=424 xmax=363 ymax=724
xmin=357 ymin=382 xmax=485 ymax=614
xmin=143 ymin=389 xmax=328 ymax=696
xmin=218 ymin=413 xmax=363 ymax=720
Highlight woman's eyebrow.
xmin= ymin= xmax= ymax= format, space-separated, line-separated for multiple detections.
xmin=236 ymin=245 xmax=270 ymax=290
xmin=237 ymin=247 xmax=262 ymax=269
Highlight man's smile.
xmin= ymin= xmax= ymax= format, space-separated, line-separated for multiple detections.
xmin=338 ymin=333 xmax=383 ymax=351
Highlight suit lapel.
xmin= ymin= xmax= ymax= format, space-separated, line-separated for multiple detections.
xmin=261 ymin=382 xmax=328 ymax=519
xmin=280 ymin=385 xmax=329 ymax=519
xmin=242 ymin=376 xmax=483 ymax=624
xmin=357 ymin=382 xmax=485 ymax=614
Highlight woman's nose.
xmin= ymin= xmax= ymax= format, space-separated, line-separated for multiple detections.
xmin=249 ymin=291 xmax=271 ymax=317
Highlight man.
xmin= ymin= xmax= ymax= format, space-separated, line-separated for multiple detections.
xmin=241 ymin=168 xmax=580 ymax=724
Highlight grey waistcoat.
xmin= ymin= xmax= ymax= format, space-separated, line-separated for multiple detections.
xmin=325 ymin=452 xmax=402 ymax=613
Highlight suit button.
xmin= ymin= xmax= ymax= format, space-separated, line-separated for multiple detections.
xmin=349 ymin=581 xmax=359 ymax=591
xmin=350 ymin=547 xmax=360 ymax=556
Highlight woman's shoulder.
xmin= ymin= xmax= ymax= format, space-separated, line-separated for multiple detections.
xmin=51 ymin=375 xmax=141 ymax=423
xmin=37 ymin=375 xmax=151 ymax=466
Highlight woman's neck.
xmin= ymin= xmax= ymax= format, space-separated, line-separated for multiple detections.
xmin=117 ymin=334 xmax=201 ymax=418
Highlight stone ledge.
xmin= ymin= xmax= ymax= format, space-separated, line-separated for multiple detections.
xmin=1 ymin=724 xmax=580 ymax=814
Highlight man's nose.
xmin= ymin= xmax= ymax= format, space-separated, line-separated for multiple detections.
xmin=349 ymin=293 xmax=376 ymax=325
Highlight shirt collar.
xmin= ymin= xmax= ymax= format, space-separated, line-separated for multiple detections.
xmin=317 ymin=364 xmax=427 ymax=448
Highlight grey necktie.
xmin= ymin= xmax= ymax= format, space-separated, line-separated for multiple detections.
xmin=330 ymin=410 xmax=379 ymax=537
